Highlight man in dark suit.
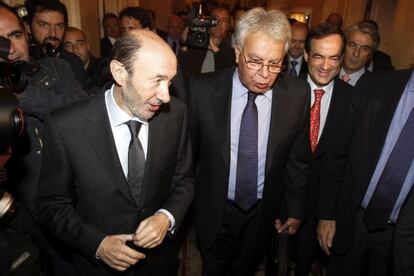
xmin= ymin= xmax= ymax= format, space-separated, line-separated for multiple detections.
xmin=36 ymin=29 xmax=194 ymax=275
xmin=329 ymin=69 xmax=414 ymax=275
xmin=163 ymin=15 xmax=185 ymax=56
xmin=292 ymin=22 xmax=355 ymax=276
xmin=284 ymin=21 xmax=308 ymax=77
xmin=190 ymin=8 xmax=310 ymax=275
xmin=100 ymin=13 xmax=120 ymax=58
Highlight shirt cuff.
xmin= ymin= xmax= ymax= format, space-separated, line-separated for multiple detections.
xmin=156 ymin=209 xmax=175 ymax=232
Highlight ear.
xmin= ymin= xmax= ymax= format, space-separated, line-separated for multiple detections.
xmin=234 ymin=46 xmax=241 ymax=65
xmin=304 ymin=51 xmax=309 ymax=62
xmin=24 ymin=22 xmax=32 ymax=34
xmin=110 ymin=60 xmax=128 ymax=87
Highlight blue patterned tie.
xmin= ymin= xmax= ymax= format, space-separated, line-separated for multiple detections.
xmin=235 ymin=92 xmax=258 ymax=211
xmin=288 ymin=60 xmax=298 ymax=76
xmin=364 ymin=106 xmax=414 ymax=231
xmin=126 ymin=120 xmax=146 ymax=205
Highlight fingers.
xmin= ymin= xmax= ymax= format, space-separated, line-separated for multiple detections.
xmin=134 ymin=214 xmax=169 ymax=248
xmin=97 ymin=234 xmax=145 ymax=271
xmin=276 ymin=218 xmax=301 ymax=235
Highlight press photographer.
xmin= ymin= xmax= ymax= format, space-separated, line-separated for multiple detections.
xmin=0 ymin=3 xmax=87 ymax=213
xmin=22 ymin=0 xmax=87 ymax=89
xmin=179 ymin=6 xmax=235 ymax=85
xmin=0 ymin=86 xmax=53 ymax=276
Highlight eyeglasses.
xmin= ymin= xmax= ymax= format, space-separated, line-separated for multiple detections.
xmin=241 ymin=51 xmax=284 ymax=74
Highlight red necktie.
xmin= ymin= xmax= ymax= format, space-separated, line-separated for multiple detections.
xmin=341 ymin=74 xmax=351 ymax=83
xmin=310 ymin=89 xmax=325 ymax=152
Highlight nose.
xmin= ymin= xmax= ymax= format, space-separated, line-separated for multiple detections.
xmin=258 ymin=64 xmax=270 ymax=78
xmin=321 ymin=58 xmax=330 ymax=70
xmin=157 ymin=83 xmax=171 ymax=104
xmin=8 ymin=40 xmax=16 ymax=57
xmin=352 ymin=46 xmax=360 ymax=57
xmin=48 ymin=25 xmax=56 ymax=37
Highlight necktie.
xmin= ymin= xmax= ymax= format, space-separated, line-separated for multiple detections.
xmin=364 ymin=106 xmax=414 ymax=231
xmin=126 ymin=120 xmax=146 ymax=205
xmin=235 ymin=92 xmax=258 ymax=211
xmin=310 ymin=89 xmax=325 ymax=152
xmin=341 ymin=74 xmax=351 ymax=83
xmin=172 ymin=40 xmax=177 ymax=55
xmin=288 ymin=60 xmax=298 ymax=76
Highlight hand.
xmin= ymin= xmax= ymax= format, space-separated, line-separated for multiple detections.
xmin=96 ymin=234 xmax=145 ymax=271
xmin=133 ymin=213 xmax=170 ymax=249
xmin=317 ymin=219 xmax=336 ymax=256
xmin=275 ymin=217 xmax=302 ymax=235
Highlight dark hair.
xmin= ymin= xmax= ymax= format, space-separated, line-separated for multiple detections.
xmin=305 ymin=22 xmax=344 ymax=54
xmin=111 ymin=31 xmax=142 ymax=75
xmin=345 ymin=20 xmax=380 ymax=51
xmin=102 ymin=13 xmax=118 ymax=26
xmin=24 ymin=0 xmax=68 ymax=26
xmin=0 ymin=3 xmax=26 ymax=30
xmin=119 ymin=7 xmax=150 ymax=29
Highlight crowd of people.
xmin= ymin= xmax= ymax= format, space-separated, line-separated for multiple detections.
xmin=0 ymin=0 xmax=412 ymax=276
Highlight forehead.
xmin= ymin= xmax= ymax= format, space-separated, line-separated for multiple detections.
xmin=292 ymin=26 xmax=307 ymax=37
xmin=348 ymin=30 xmax=374 ymax=45
xmin=243 ymin=32 xmax=285 ymax=59
xmin=0 ymin=8 xmax=22 ymax=35
xmin=212 ymin=9 xmax=229 ymax=18
xmin=133 ymin=43 xmax=176 ymax=75
xmin=104 ymin=17 xmax=118 ymax=25
xmin=65 ymin=30 xmax=84 ymax=41
xmin=310 ymin=34 xmax=342 ymax=52
xmin=33 ymin=10 xmax=64 ymax=23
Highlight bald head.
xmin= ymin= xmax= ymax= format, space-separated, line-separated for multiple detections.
xmin=289 ymin=22 xmax=308 ymax=58
xmin=63 ymin=26 xmax=90 ymax=67
xmin=326 ymin=13 xmax=343 ymax=29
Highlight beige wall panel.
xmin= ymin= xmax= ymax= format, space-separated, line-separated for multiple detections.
xmin=79 ymin=0 xmax=101 ymax=58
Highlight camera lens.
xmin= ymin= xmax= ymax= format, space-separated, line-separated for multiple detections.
xmin=194 ymin=32 xmax=207 ymax=44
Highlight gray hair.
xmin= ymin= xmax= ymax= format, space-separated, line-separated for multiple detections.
xmin=111 ymin=31 xmax=142 ymax=75
xmin=345 ymin=21 xmax=380 ymax=52
xmin=233 ymin=7 xmax=291 ymax=52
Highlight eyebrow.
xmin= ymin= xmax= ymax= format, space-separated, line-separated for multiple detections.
xmin=7 ymin=30 xmax=24 ymax=38
xmin=247 ymin=53 xmax=282 ymax=63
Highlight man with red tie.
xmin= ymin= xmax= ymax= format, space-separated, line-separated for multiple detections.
xmin=293 ymin=22 xmax=355 ymax=276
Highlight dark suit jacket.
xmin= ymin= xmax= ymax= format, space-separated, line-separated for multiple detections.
xmin=333 ymin=69 xmax=413 ymax=255
xmin=189 ymin=67 xmax=311 ymax=251
xmin=307 ymin=77 xmax=355 ymax=219
xmin=283 ymin=56 xmax=308 ymax=76
xmin=178 ymin=37 xmax=235 ymax=86
xmin=100 ymin=36 xmax=113 ymax=58
xmin=36 ymin=92 xmax=194 ymax=275
xmin=372 ymin=50 xmax=394 ymax=72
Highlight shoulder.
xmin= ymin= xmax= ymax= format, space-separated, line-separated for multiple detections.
xmin=50 ymin=93 xmax=102 ymax=121
xmin=278 ymin=73 xmax=310 ymax=96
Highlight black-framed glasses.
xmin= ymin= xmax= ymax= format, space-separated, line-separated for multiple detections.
xmin=241 ymin=51 xmax=284 ymax=74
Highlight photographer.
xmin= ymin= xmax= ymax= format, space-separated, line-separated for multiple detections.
xmin=23 ymin=0 xmax=87 ymax=89
xmin=0 ymin=3 xmax=87 ymax=213
xmin=0 ymin=87 xmax=53 ymax=275
xmin=179 ymin=6 xmax=235 ymax=85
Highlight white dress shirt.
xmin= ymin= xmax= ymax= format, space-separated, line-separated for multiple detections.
xmin=104 ymin=86 xmax=175 ymax=228
xmin=339 ymin=67 xmax=366 ymax=86
xmin=307 ymin=76 xmax=334 ymax=140
xmin=288 ymin=54 xmax=304 ymax=76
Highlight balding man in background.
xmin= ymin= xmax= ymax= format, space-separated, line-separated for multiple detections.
xmin=284 ymin=21 xmax=309 ymax=76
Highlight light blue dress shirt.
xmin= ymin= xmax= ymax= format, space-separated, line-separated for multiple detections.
xmin=361 ymin=71 xmax=414 ymax=223
xmin=227 ymin=69 xmax=272 ymax=200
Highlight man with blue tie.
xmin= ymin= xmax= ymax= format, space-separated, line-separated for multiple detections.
xmin=190 ymin=8 xmax=310 ymax=275
xmin=284 ymin=21 xmax=308 ymax=77
xmin=330 ymin=69 xmax=414 ymax=275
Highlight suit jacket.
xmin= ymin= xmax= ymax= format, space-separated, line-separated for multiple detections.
xmin=189 ymin=67 xmax=311 ymax=251
xmin=283 ymin=56 xmax=308 ymax=76
xmin=333 ymin=69 xmax=413 ymax=255
xmin=178 ymin=37 xmax=235 ymax=86
xmin=100 ymin=36 xmax=113 ymax=58
xmin=306 ymin=77 xmax=355 ymax=219
xmin=36 ymin=92 xmax=194 ymax=275
xmin=372 ymin=50 xmax=394 ymax=72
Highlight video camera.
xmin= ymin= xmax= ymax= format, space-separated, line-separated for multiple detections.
xmin=186 ymin=5 xmax=218 ymax=49
xmin=0 ymin=37 xmax=39 ymax=94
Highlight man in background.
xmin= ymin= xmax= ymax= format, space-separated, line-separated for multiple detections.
xmin=119 ymin=6 xmax=150 ymax=35
xmin=284 ymin=21 xmax=309 ymax=76
xmin=100 ymin=13 xmax=119 ymax=58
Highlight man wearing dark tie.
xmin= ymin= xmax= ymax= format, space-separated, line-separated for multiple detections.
xmin=190 ymin=8 xmax=310 ymax=275
xmin=164 ymin=15 xmax=184 ymax=56
xmin=330 ymin=69 xmax=414 ymax=275
xmin=284 ymin=21 xmax=309 ymax=77
xmin=36 ymin=29 xmax=194 ymax=275
xmin=292 ymin=22 xmax=355 ymax=276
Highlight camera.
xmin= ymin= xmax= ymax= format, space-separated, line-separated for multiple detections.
xmin=186 ymin=8 xmax=218 ymax=49
xmin=0 ymin=37 xmax=39 ymax=93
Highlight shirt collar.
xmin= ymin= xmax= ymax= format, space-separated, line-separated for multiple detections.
xmin=106 ymin=85 xmax=148 ymax=128
xmin=232 ymin=68 xmax=273 ymax=101
xmin=307 ymin=74 xmax=334 ymax=95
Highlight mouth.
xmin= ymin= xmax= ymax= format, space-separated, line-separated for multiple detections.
xmin=148 ymin=103 xmax=161 ymax=112
xmin=255 ymin=83 xmax=269 ymax=90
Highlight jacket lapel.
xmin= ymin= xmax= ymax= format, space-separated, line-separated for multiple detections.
xmin=81 ymin=94 xmax=135 ymax=205
xmin=211 ymin=70 xmax=233 ymax=170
